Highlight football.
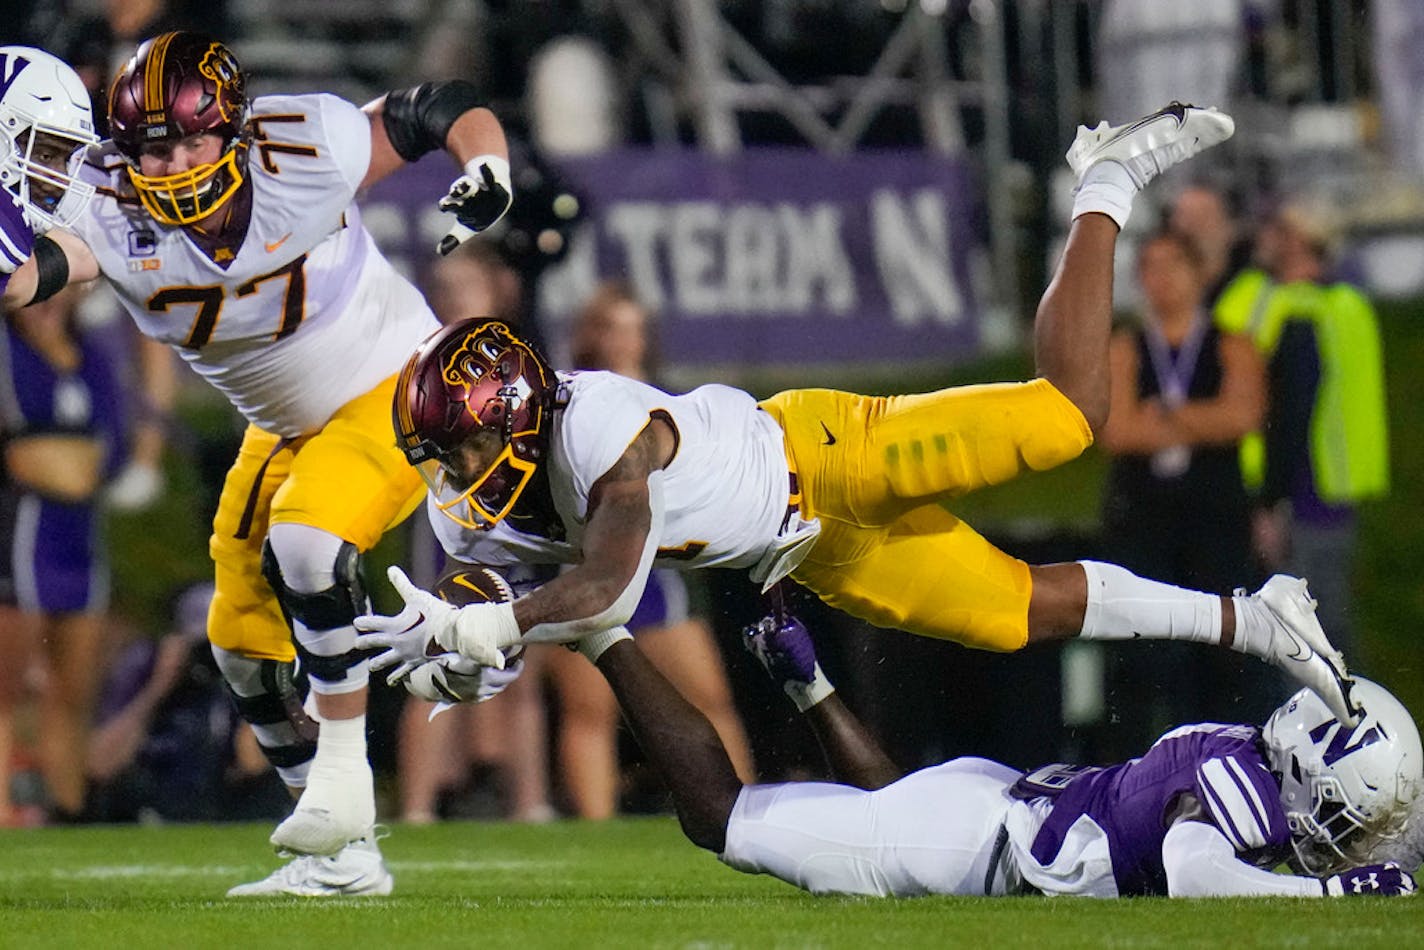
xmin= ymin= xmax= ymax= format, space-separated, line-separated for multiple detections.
xmin=433 ymin=564 xmax=516 ymax=607
xmin=404 ymin=564 xmax=523 ymax=705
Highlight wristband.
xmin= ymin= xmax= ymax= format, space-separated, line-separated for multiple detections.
xmin=464 ymin=153 xmax=511 ymax=193
xmin=577 ymin=626 xmax=633 ymax=663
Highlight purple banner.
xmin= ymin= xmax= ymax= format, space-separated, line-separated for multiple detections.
xmin=364 ymin=148 xmax=986 ymax=370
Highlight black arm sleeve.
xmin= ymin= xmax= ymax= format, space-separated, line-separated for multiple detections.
xmin=380 ymin=81 xmax=485 ymax=163
xmin=29 ymin=235 xmax=69 ymax=304
xmin=1261 ymin=319 xmax=1321 ymax=506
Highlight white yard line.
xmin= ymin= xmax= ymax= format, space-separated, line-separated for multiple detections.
xmin=0 ymin=858 xmax=563 ymax=882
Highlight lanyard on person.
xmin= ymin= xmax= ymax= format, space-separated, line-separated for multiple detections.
xmin=1143 ymin=309 xmax=1209 ymax=478
xmin=1143 ymin=309 xmax=1209 ymax=409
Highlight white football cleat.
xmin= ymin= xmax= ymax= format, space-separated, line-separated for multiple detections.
xmin=227 ymin=833 xmax=393 ymax=898
xmin=270 ymin=756 xmax=376 ymax=856
xmin=1066 ymin=101 xmax=1235 ymax=188
xmin=1253 ymin=574 xmax=1360 ymax=727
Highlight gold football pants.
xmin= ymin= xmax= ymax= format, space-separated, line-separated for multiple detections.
xmin=759 ymin=378 xmax=1093 ymax=652
xmin=207 ymin=375 xmax=426 ymax=660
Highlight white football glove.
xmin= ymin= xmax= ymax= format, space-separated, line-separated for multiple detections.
xmin=406 ymin=651 xmax=525 ymax=719
xmin=436 ymin=154 xmax=513 ymax=255
xmin=353 ymin=565 xmax=522 ymax=673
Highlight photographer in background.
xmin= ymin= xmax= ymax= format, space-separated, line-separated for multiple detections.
xmin=85 ymin=583 xmax=287 ymax=823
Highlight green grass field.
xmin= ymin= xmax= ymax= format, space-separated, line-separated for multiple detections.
xmin=2 ymin=818 xmax=1420 ymax=948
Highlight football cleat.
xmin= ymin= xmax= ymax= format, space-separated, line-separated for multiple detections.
xmin=1251 ymin=575 xmax=1360 ymax=727
xmin=743 ymin=612 xmax=819 ymax=688
xmin=1066 ymin=102 xmax=1235 ymax=189
xmin=227 ymin=832 xmax=393 ymax=898
xmin=270 ymin=755 xmax=376 ymax=856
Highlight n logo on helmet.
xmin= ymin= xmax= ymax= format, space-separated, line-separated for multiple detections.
xmin=1310 ymin=719 xmax=1384 ymax=767
xmin=0 ymin=54 xmax=30 ymax=100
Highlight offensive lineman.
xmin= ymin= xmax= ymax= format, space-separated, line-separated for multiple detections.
xmin=1 ymin=32 xmax=515 ymax=895
xmin=354 ymin=103 xmax=1360 ymax=731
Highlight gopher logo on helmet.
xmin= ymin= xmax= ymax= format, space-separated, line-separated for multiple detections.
xmin=198 ymin=43 xmax=244 ymax=120
xmin=440 ymin=321 xmax=535 ymax=430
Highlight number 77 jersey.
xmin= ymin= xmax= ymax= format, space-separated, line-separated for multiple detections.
xmin=72 ymin=93 xmax=438 ymax=438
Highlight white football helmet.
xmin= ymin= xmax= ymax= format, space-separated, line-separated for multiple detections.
xmin=1263 ymin=677 xmax=1423 ymax=874
xmin=0 ymin=46 xmax=98 ymax=232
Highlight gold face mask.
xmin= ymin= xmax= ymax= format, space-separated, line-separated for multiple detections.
xmin=126 ymin=145 xmax=244 ymax=226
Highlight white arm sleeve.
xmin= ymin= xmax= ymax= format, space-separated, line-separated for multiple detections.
xmin=1162 ymin=820 xmax=1321 ymax=898
xmin=520 ymin=471 xmax=665 ymax=644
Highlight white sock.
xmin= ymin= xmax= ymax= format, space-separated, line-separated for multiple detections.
xmin=785 ymin=664 xmax=836 ymax=713
xmin=1227 ymin=592 xmax=1275 ymax=659
xmin=312 ymin=714 xmax=367 ymax=768
xmin=1078 ymin=561 xmax=1221 ymax=645
xmin=578 ymin=626 xmax=633 ymax=663
xmin=289 ymin=713 xmax=372 ymax=818
xmin=1072 ymin=160 xmax=1137 ymax=229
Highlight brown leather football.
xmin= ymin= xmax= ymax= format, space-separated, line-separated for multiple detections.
xmin=433 ymin=565 xmax=515 ymax=607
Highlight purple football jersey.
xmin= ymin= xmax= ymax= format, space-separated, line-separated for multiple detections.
xmin=1027 ymin=724 xmax=1292 ymax=895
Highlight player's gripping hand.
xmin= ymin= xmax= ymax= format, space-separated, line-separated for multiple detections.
xmin=0 ymin=187 xmax=36 ymax=292
xmin=1322 ymin=863 xmax=1417 ymax=897
xmin=406 ymin=651 xmax=525 ymax=720
xmin=436 ymin=154 xmax=513 ymax=255
xmin=354 ymin=565 xmax=521 ymax=672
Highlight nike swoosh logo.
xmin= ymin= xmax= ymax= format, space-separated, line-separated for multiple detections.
xmin=399 ymin=612 xmax=426 ymax=634
xmin=819 ymin=421 xmax=837 ymax=446
xmin=1108 ymin=103 xmax=1189 ymax=143
xmin=265 ymin=232 xmax=293 ymax=253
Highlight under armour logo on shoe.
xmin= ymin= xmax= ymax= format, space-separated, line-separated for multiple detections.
xmin=1353 ymin=873 xmax=1379 ymax=893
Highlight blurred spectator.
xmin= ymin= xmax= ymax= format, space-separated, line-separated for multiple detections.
xmin=422 ymin=240 xmax=525 ymax=331
xmin=1372 ymin=0 xmax=1424 ymax=180
xmin=50 ymin=1 xmax=205 ymax=137
xmin=1167 ymin=181 xmax=1251 ymax=308
xmin=1216 ymin=204 xmax=1390 ymax=657
xmin=1097 ymin=227 xmax=1266 ymax=752
xmin=85 ymin=583 xmax=288 ymax=822
xmin=0 ymin=283 xmax=123 ymax=823
xmin=527 ymin=35 xmax=622 ymax=158
xmin=1095 ymin=1 xmax=1249 ymax=122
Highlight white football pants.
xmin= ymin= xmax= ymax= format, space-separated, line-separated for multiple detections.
xmin=720 ymin=757 xmax=1021 ymax=897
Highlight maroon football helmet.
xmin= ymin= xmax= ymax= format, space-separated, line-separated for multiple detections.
xmin=107 ymin=32 xmax=249 ymax=225
xmin=395 ymin=319 xmax=557 ymax=530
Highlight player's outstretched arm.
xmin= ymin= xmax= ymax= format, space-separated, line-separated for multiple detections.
xmin=745 ymin=612 xmax=903 ymax=790
xmin=1162 ymin=818 xmax=1322 ymax=897
xmin=1162 ymin=813 xmax=1415 ymax=898
xmin=1 ymin=227 xmax=99 ymax=311
xmin=592 ymin=637 xmax=743 ymax=852
xmin=361 ymin=82 xmax=512 ymax=253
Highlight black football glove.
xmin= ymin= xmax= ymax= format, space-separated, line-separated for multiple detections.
xmin=437 ymin=155 xmax=514 ymax=255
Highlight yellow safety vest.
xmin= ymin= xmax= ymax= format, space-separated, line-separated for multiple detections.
xmin=1213 ymin=270 xmax=1389 ymax=503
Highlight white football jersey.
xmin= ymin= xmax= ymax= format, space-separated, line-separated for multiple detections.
xmin=431 ymin=371 xmax=812 ymax=577
xmin=72 ymin=93 xmax=438 ymax=437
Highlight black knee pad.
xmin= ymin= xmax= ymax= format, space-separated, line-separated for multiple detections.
xmin=213 ymin=649 xmax=318 ymax=767
xmin=261 ymin=537 xmax=369 ymax=631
